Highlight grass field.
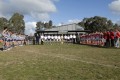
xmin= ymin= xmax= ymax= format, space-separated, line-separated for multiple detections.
xmin=0 ymin=43 xmax=120 ymax=80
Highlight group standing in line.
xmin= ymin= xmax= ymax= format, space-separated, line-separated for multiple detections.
xmin=34 ymin=33 xmax=77 ymax=45
xmin=80 ymin=29 xmax=120 ymax=48
xmin=1 ymin=27 xmax=120 ymax=51
xmin=0 ymin=27 xmax=28 ymax=51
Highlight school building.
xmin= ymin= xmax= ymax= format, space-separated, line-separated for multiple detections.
xmin=36 ymin=23 xmax=90 ymax=35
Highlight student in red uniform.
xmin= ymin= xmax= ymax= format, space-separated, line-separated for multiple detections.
xmin=95 ymin=32 xmax=99 ymax=45
xmin=103 ymin=30 xmax=107 ymax=47
xmin=114 ymin=29 xmax=120 ymax=48
xmin=106 ymin=30 xmax=110 ymax=47
xmin=100 ymin=31 xmax=104 ymax=46
xmin=110 ymin=29 xmax=115 ymax=47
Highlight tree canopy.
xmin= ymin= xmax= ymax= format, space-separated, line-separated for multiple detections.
xmin=0 ymin=17 xmax=9 ymax=31
xmin=36 ymin=20 xmax=53 ymax=30
xmin=78 ymin=16 xmax=120 ymax=32
xmin=9 ymin=13 xmax=25 ymax=34
xmin=0 ymin=13 xmax=25 ymax=34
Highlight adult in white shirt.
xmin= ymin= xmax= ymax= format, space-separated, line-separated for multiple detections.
xmin=67 ymin=35 xmax=70 ymax=42
xmin=54 ymin=35 xmax=57 ymax=41
xmin=41 ymin=35 xmax=44 ymax=40
xmin=70 ymin=34 xmax=73 ymax=39
xmin=64 ymin=35 xmax=67 ymax=41
xmin=73 ymin=34 xmax=76 ymax=43
xmin=44 ymin=35 xmax=47 ymax=41
xmin=61 ymin=35 xmax=63 ymax=40
xmin=47 ymin=35 xmax=50 ymax=41
xmin=58 ymin=35 xmax=61 ymax=41
xmin=73 ymin=35 xmax=76 ymax=39
xmin=70 ymin=34 xmax=73 ymax=42
xmin=41 ymin=34 xmax=44 ymax=44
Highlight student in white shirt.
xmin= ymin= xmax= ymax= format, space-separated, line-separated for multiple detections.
xmin=55 ymin=35 xmax=57 ymax=41
xmin=47 ymin=35 xmax=51 ymax=41
xmin=70 ymin=34 xmax=73 ymax=42
xmin=64 ymin=35 xmax=67 ymax=41
xmin=44 ymin=35 xmax=47 ymax=41
xmin=41 ymin=34 xmax=44 ymax=40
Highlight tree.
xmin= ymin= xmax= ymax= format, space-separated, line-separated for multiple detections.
xmin=0 ymin=17 xmax=9 ymax=30
xmin=78 ymin=16 xmax=114 ymax=32
xmin=44 ymin=23 xmax=49 ymax=29
xmin=36 ymin=21 xmax=44 ymax=30
xmin=113 ymin=23 xmax=120 ymax=30
xmin=36 ymin=20 xmax=53 ymax=30
xmin=9 ymin=13 xmax=25 ymax=34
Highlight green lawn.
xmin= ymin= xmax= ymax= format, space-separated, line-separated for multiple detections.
xmin=0 ymin=43 xmax=120 ymax=80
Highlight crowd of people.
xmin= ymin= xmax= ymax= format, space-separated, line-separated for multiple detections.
xmin=80 ymin=29 xmax=120 ymax=48
xmin=0 ymin=27 xmax=28 ymax=51
xmin=0 ymin=27 xmax=78 ymax=51
xmin=34 ymin=33 xmax=77 ymax=45
xmin=1 ymin=27 xmax=120 ymax=51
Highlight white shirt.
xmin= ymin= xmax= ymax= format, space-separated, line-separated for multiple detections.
xmin=47 ymin=35 xmax=50 ymax=39
xmin=44 ymin=36 xmax=47 ymax=40
xmin=58 ymin=36 xmax=60 ymax=40
xmin=70 ymin=35 xmax=73 ymax=39
xmin=67 ymin=36 xmax=70 ymax=40
xmin=61 ymin=36 xmax=63 ymax=39
xmin=55 ymin=36 xmax=57 ymax=40
xmin=51 ymin=36 xmax=54 ymax=39
xmin=73 ymin=35 xmax=76 ymax=39
xmin=41 ymin=35 xmax=44 ymax=39
xmin=64 ymin=35 xmax=67 ymax=39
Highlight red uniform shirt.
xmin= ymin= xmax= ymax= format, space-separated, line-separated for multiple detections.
xmin=110 ymin=31 xmax=114 ymax=40
xmin=116 ymin=31 xmax=120 ymax=38
xmin=103 ymin=32 xmax=107 ymax=39
xmin=106 ymin=31 xmax=110 ymax=40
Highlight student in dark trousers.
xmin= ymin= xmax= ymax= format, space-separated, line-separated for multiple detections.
xmin=106 ymin=30 xmax=110 ymax=47
xmin=103 ymin=30 xmax=107 ymax=47
xmin=110 ymin=29 xmax=115 ymax=47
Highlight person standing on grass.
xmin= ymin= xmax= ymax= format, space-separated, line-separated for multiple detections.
xmin=44 ymin=35 xmax=47 ymax=41
xmin=34 ymin=33 xmax=40 ymax=45
xmin=51 ymin=35 xmax=53 ymax=41
xmin=110 ymin=29 xmax=115 ymax=47
xmin=103 ymin=30 xmax=107 ymax=47
xmin=106 ymin=30 xmax=110 ymax=47
xmin=25 ymin=35 xmax=30 ymax=45
xmin=73 ymin=34 xmax=76 ymax=44
xmin=114 ymin=29 xmax=120 ymax=48
xmin=40 ymin=34 xmax=44 ymax=45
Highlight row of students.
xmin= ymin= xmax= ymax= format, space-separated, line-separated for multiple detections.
xmin=103 ymin=29 xmax=120 ymax=48
xmin=1 ymin=27 xmax=26 ymax=51
xmin=80 ymin=32 xmax=104 ymax=46
xmin=80 ymin=29 xmax=120 ymax=48
xmin=40 ymin=34 xmax=76 ymax=41
xmin=33 ymin=34 xmax=77 ymax=45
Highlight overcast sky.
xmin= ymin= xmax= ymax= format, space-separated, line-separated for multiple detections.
xmin=0 ymin=0 xmax=120 ymax=35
